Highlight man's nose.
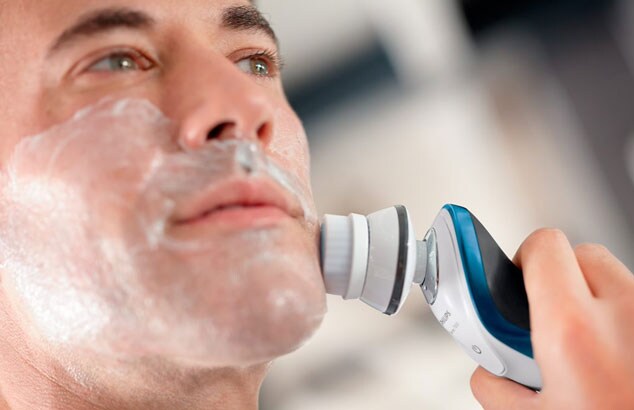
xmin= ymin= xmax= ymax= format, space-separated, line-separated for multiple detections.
xmin=164 ymin=50 xmax=275 ymax=151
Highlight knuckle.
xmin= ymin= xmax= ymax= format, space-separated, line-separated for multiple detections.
xmin=574 ymin=242 xmax=608 ymax=258
xmin=531 ymin=228 xmax=568 ymax=244
xmin=522 ymin=228 xmax=569 ymax=255
xmin=554 ymin=309 xmax=592 ymax=350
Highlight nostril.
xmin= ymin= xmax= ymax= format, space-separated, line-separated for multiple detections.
xmin=207 ymin=122 xmax=232 ymax=140
xmin=257 ymin=122 xmax=273 ymax=143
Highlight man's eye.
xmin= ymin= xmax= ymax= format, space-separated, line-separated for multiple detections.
xmin=87 ymin=51 xmax=154 ymax=73
xmin=236 ymin=54 xmax=277 ymax=78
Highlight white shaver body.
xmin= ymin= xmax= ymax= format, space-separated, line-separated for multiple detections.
xmin=321 ymin=204 xmax=542 ymax=390
xmin=428 ymin=207 xmax=541 ymax=389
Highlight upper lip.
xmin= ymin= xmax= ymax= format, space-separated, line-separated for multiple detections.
xmin=171 ymin=177 xmax=302 ymax=225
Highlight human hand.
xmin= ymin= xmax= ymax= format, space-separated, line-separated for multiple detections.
xmin=470 ymin=229 xmax=634 ymax=410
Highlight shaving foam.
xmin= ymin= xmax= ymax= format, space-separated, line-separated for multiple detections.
xmin=0 ymin=98 xmax=326 ymax=368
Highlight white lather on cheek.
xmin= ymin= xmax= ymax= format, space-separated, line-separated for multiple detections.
xmin=0 ymin=98 xmax=323 ymax=366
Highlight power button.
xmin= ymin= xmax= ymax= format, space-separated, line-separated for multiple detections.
xmin=459 ymin=340 xmax=505 ymax=375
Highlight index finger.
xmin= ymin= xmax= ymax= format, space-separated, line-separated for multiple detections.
xmin=574 ymin=243 xmax=634 ymax=299
xmin=513 ymin=229 xmax=591 ymax=323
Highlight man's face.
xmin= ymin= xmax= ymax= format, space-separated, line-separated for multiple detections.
xmin=0 ymin=0 xmax=326 ymax=368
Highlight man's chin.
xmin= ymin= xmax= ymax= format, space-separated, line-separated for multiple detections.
xmin=73 ymin=252 xmax=328 ymax=369
xmin=90 ymin=297 xmax=326 ymax=369
xmin=168 ymin=311 xmax=325 ymax=368
xmin=170 ymin=278 xmax=326 ymax=368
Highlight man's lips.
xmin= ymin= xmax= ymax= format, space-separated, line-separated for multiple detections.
xmin=170 ymin=178 xmax=302 ymax=227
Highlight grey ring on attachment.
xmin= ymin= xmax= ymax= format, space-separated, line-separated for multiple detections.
xmin=421 ymin=228 xmax=439 ymax=305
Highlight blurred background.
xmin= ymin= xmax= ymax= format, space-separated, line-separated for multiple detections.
xmin=257 ymin=0 xmax=634 ymax=408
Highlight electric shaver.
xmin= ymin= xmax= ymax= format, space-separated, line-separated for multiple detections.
xmin=320 ymin=204 xmax=541 ymax=390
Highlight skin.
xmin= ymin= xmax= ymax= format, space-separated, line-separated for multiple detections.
xmin=0 ymin=0 xmax=325 ymax=409
xmin=1 ymin=1 xmax=633 ymax=410
xmin=471 ymin=230 xmax=634 ymax=410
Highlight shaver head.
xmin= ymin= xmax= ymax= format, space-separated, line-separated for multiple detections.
xmin=320 ymin=205 xmax=418 ymax=315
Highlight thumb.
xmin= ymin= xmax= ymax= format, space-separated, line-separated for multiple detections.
xmin=470 ymin=367 xmax=538 ymax=410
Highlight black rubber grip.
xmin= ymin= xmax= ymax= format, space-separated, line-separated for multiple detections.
xmin=471 ymin=213 xmax=531 ymax=330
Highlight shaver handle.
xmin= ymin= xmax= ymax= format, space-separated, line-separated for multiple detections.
xmin=429 ymin=205 xmax=541 ymax=389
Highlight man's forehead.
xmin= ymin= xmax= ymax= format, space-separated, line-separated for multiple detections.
xmin=47 ymin=1 xmax=276 ymax=55
xmin=3 ymin=0 xmax=264 ymax=40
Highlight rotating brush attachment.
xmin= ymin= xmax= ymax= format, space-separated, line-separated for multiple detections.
xmin=321 ymin=205 xmax=418 ymax=315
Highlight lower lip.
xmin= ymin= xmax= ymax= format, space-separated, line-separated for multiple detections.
xmin=174 ymin=206 xmax=290 ymax=231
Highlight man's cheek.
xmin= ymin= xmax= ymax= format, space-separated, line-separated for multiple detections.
xmin=0 ymin=100 xmax=169 ymax=346
xmin=0 ymin=97 xmax=325 ymax=365
xmin=268 ymin=110 xmax=312 ymax=182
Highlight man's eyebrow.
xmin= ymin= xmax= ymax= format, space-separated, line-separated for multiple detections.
xmin=48 ymin=8 xmax=155 ymax=55
xmin=222 ymin=5 xmax=278 ymax=46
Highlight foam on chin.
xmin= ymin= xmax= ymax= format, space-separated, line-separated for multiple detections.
xmin=0 ymin=98 xmax=326 ymax=371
